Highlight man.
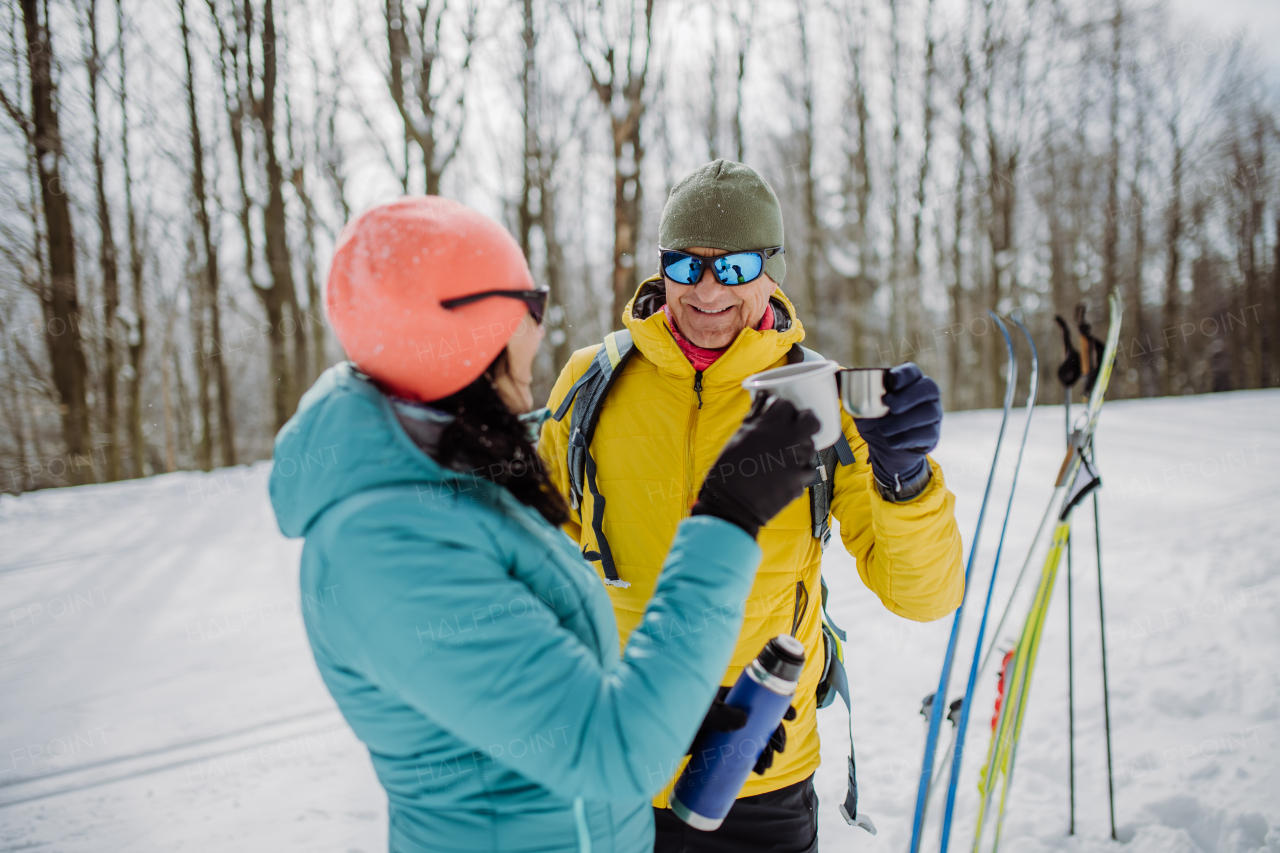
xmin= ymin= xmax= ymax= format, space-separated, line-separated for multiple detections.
xmin=539 ymin=159 xmax=964 ymax=852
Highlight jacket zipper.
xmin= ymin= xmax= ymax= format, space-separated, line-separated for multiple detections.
xmin=685 ymin=371 xmax=704 ymax=508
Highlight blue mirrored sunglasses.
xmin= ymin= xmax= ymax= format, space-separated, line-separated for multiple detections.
xmin=659 ymin=247 xmax=784 ymax=287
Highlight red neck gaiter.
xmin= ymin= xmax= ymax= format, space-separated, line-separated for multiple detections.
xmin=662 ymin=303 xmax=776 ymax=373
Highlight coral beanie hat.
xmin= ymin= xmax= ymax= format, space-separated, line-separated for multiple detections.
xmin=327 ymin=196 xmax=534 ymax=402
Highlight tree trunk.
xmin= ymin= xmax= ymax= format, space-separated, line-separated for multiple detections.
xmin=542 ymin=176 xmax=571 ymax=370
xmin=117 ymin=0 xmax=147 ymax=477
xmin=87 ymin=0 xmax=121 ymax=481
xmin=1128 ymin=97 xmax=1149 ymax=396
xmin=911 ymin=0 xmax=937 ymax=349
xmin=519 ymin=0 xmax=536 ymax=261
xmin=979 ymin=0 xmax=998 ymax=406
xmin=949 ymin=0 xmax=976 ymax=409
xmin=611 ymin=106 xmax=646 ymax=326
xmin=796 ymin=1 xmax=822 ymax=350
xmin=571 ymin=0 xmax=654 ymax=327
xmin=1273 ymin=214 xmax=1279 ymax=387
xmin=5 ymin=368 xmax=31 ymax=492
xmin=161 ymin=341 xmax=176 ymax=473
xmin=293 ymin=167 xmax=326 ymax=382
xmin=256 ymin=0 xmax=301 ymax=428
xmin=273 ymin=10 xmax=310 ymax=400
xmin=180 ymin=0 xmax=236 ymax=465
xmin=187 ymin=231 xmax=213 ymax=471
xmin=258 ymin=0 xmax=303 ymax=422
xmin=853 ymin=0 xmax=873 ymax=367
xmin=1161 ymin=119 xmax=1183 ymax=396
xmin=730 ymin=4 xmax=752 ymax=164
xmin=1102 ymin=0 xmax=1122 ymax=313
xmin=887 ymin=0 xmax=903 ymax=343
xmin=23 ymin=0 xmax=92 ymax=485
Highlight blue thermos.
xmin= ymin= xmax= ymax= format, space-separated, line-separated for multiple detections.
xmin=671 ymin=635 xmax=806 ymax=830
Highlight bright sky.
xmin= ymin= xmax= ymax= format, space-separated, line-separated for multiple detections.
xmin=1166 ymin=0 xmax=1280 ymax=82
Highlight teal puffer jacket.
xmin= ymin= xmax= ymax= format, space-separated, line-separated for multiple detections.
xmin=269 ymin=364 xmax=762 ymax=853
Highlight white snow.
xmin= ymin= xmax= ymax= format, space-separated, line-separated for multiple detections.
xmin=1 ymin=390 xmax=1277 ymax=852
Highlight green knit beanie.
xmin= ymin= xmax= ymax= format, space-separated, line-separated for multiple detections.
xmin=658 ymin=159 xmax=786 ymax=286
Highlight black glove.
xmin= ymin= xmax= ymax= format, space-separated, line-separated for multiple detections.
xmin=693 ymin=396 xmax=820 ymax=537
xmin=753 ymin=705 xmax=797 ymax=775
xmin=687 ymin=688 xmax=796 ymax=777
xmin=687 ymin=686 xmax=748 ymax=756
xmin=854 ymin=362 xmax=942 ymax=500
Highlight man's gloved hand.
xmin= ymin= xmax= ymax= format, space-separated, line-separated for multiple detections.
xmin=752 ymin=705 xmax=797 ymax=775
xmin=693 ymin=396 xmax=820 ymax=537
xmin=854 ymin=362 xmax=942 ymax=500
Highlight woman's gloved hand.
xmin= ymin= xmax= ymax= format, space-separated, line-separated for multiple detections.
xmin=692 ymin=396 xmax=820 ymax=538
xmin=854 ymin=362 xmax=942 ymax=501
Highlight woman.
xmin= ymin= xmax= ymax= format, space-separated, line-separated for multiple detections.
xmin=268 ymin=196 xmax=819 ymax=853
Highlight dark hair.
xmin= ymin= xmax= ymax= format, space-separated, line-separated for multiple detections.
xmin=430 ymin=352 xmax=571 ymax=527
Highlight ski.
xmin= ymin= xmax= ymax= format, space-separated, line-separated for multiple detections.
xmin=937 ymin=313 xmax=1039 ymax=853
xmin=908 ymin=312 xmax=1017 ymax=853
xmin=971 ymin=295 xmax=1123 ymax=853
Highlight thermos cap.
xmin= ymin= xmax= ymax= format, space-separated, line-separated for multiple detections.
xmin=758 ymin=635 xmax=805 ymax=682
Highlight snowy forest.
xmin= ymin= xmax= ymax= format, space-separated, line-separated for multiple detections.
xmin=0 ymin=0 xmax=1276 ymax=493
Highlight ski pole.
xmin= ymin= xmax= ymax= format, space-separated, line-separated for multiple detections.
xmin=1066 ymin=494 xmax=1076 ymax=835
xmin=1092 ymin=464 xmax=1118 ymax=840
xmin=908 ymin=311 xmax=1016 ymax=853
xmin=937 ymin=312 xmax=1038 ymax=853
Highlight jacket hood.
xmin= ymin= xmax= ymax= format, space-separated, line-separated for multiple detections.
xmin=269 ymin=363 xmax=481 ymax=538
xmin=622 ymin=276 xmax=805 ymax=385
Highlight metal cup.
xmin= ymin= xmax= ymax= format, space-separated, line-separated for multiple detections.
xmin=838 ymin=368 xmax=890 ymax=418
xmin=741 ymin=360 xmax=843 ymax=449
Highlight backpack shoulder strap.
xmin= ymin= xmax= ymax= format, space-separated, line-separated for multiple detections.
xmin=551 ymin=329 xmax=635 ymax=587
xmin=787 ymin=345 xmax=874 ymax=832
xmin=786 ymin=344 xmax=855 ymax=549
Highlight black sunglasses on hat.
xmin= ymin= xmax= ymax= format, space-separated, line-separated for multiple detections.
xmin=441 ymin=287 xmax=550 ymax=324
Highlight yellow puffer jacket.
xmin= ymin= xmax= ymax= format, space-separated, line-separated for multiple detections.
xmin=538 ymin=281 xmax=964 ymax=806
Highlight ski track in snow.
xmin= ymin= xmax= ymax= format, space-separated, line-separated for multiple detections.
xmin=0 ymin=390 xmax=1276 ymax=852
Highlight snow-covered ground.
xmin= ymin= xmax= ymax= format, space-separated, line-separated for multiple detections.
xmin=1 ymin=390 xmax=1276 ymax=852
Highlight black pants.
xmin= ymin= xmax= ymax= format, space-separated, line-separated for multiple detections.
xmin=653 ymin=775 xmax=819 ymax=853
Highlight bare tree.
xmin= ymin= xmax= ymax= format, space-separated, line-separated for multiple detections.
xmin=283 ymin=6 xmax=327 ymax=385
xmin=886 ymin=0 xmax=904 ymax=342
xmin=728 ymin=0 xmax=753 ymax=164
xmin=947 ymin=0 xmax=978 ymax=408
xmin=567 ymin=0 xmax=656 ymax=326
xmin=180 ymin=0 xmax=236 ymax=467
xmin=259 ymin=0 xmax=307 ymax=416
xmin=1127 ymin=52 xmax=1152 ymax=394
xmin=84 ymin=0 xmax=121 ymax=480
xmin=705 ymin=1 xmax=720 ymax=161
xmin=116 ymin=0 xmax=147 ymax=476
xmin=21 ymin=0 xmax=93 ymax=484
xmin=831 ymin=0 xmax=874 ymax=367
xmin=384 ymin=0 xmax=477 ymax=195
xmin=782 ymin=0 xmax=824 ymax=349
xmin=911 ymin=0 xmax=938 ymax=346
xmin=519 ymin=0 xmax=583 ymax=381
xmin=1102 ymin=0 xmax=1123 ymax=313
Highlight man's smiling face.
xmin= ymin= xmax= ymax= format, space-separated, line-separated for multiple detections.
xmin=663 ymin=247 xmax=777 ymax=349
